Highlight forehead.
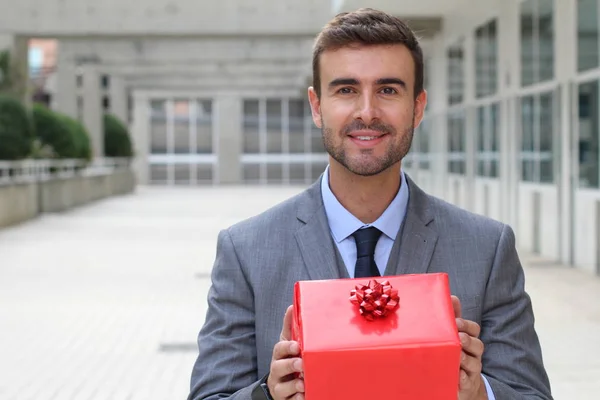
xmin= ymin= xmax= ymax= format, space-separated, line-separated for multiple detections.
xmin=319 ymin=44 xmax=415 ymax=84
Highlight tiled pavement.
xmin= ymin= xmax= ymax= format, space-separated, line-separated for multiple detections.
xmin=1 ymin=186 xmax=598 ymax=400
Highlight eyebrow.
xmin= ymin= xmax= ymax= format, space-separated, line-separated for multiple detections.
xmin=328 ymin=77 xmax=407 ymax=89
xmin=376 ymin=78 xmax=406 ymax=88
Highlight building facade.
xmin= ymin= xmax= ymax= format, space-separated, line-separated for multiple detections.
xmin=2 ymin=0 xmax=600 ymax=274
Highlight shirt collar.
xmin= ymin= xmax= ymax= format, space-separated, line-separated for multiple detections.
xmin=320 ymin=164 xmax=410 ymax=243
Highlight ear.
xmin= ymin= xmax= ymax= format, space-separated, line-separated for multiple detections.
xmin=307 ymin=86 xmax=322 ymax=128
xmin=413 ymin=89 xmax=428 ymax=128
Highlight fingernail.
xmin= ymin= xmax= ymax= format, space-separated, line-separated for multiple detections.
xmin=290 ymin=342 xmax=299 ymax=353
xmin=461 ymin=352 xmax=466 ymax=362
xmin=456 ymin=318 xmax=463 ymax=330
xmin=296 ymin=380 xmax=304 ymax=391
xmin=294 ymin=359 xmax=302 ymax=371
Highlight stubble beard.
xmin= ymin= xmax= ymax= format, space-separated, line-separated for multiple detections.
xmin=321 ymin=117 xmax=415 ymax=177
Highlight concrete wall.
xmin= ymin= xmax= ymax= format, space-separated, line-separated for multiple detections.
xmin=0 ymin=183 xmax=39 ymax=227
xmin=0 ymin=169 xmax=136 ymax=228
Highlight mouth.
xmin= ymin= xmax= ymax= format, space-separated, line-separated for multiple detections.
xmin=347 ymin=131 xmax=388 ymax=146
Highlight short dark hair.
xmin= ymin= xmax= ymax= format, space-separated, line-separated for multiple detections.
xmin=312 ymin=8 xmax=424 ymax=99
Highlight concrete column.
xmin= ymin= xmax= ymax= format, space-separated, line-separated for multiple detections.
xmin=215 ymin=94 xmax=243 ymax=184
xmin=0 ymin=34 xmax=29 ymax=104
xmin=82 ymin=65 xmax=103 ymax=158
xmin=555 ymin=0 xmax=577 ymax=265
xmin=131 ymin=91 xmax=149 ymax=185
xmin=52 ymin=42 xmax=77 ymax=119
xmin=109 ymin=74 xmax=128 ymax=126
xmin=497 ymin=0 xmax=521 ymax=230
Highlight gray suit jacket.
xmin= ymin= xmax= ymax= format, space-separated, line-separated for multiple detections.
xmin=188 ymin=174 xmax=553 ymax=399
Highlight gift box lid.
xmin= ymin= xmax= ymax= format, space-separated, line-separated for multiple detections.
xmin=293 ymin=273 xmax=459 ymax=352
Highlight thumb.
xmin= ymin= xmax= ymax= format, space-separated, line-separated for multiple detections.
xmin=451 ymin=295 xmax=462 ymax=319
xmin=280 ymin=305 xmax=294 ymax=341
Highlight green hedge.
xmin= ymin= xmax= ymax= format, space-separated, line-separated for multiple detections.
xmin=32 ymin=105 xmax=93 ymax=161
xmin=104 ymin=114 xmax=133 ymax=157
xmin=61 ymin=115 xmax=92 ymax=161
xmin=32 ymin=104 xmax=78 ymax=158
xmin=0 ymin=94 xmax=34 ymax=160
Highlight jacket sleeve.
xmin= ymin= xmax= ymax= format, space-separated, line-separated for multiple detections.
xmin=480 ymin=224 xmax=553 ymax=399
xmin=188 ymin=228 xmax=260 ymax=400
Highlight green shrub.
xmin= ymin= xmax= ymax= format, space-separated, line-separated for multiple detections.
xmin=104 ymin=114 xmax=133 ymax=157
xmin=0 ymin=50 xmax=11 ymax=93
xmin=60 ymin=115 xmax=92 ymax=161
xmin=0 ymin=94 xmax=34 ymax=160
xmin=32 ymin=104 xmax=78 ymax=158
xmin=32 ymin=105 xmax=93 ymax=161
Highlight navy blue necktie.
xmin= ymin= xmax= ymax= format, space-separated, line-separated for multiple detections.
xmin=352 ymin=227 xmax=382 ymax=278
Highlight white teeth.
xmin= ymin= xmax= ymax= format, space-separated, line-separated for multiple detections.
xmin=356 ymin=136 xmax=378 ymax=141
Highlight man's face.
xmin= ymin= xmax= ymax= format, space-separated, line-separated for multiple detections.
xmin=308 ymin=44 xmax=427 ymax=176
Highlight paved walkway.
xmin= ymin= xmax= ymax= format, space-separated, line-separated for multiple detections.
xmin=0 ymin=186 xmax=598 ymax=400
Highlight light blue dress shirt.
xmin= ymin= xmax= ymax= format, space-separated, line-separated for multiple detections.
xmin=320 ymin=164 xmax=496 ymax=399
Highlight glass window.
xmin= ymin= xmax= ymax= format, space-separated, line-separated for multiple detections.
xmin=476 ymin=103 xmax=500 ymax=178
xmin=448 ymin=111 xmax=466 ymax=175
xmin=490 ymin=103 xmax=500 ymax=177
xmin=447 ymin=41 xmax=464 ymax=105
xmin=538 ymin=0 xmax=554 ymax=82
xmin=477 ymin=107 xmax=486 ymax=176
xmin=241 ymin=97 xmax=327 ymax=184
xmin=521 ymin=0 xmax=535 ymax=87
xmin=521 ymin=96 xmax=536 ymax=181
xmin=520 ymin=0 xmax=555 ymax=86
xmin=243 ymin=99 xmax=260 ymax=153
xmin=266 ymin=99 xmax=282 ymax=154
xmin=195 ymin=100 xmax=213 ymax=154
xmin=579 ymin=80 xmax=600 ymax=188
xmin=539 ymin=92 xmax=554 ymax=182
xmin=520 ymin=91 xmax=556 ymax=183
xmin=289 ymin=99 xmax=306 ymax=153
xmin=150 ymin=99 xmax=167 ymax=154
xmin=578 ymin=0 xmax=600 ymax=72
xmin=173 ymin=99 xmax=190 ymax=154
xmin=417 ymin=118 xmax=430 ymax=170
xmin=475 ymin=20 xmax=498 ymax=98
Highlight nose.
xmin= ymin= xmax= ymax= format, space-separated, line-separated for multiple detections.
xmin=353 ymin=91 xmax=381 ymax=125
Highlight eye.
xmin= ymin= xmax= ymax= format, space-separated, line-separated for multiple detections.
xmin=380 ymin=87 xmax=398 ymax=95
xmin=338 ymin=87 xmax=355 ymax=94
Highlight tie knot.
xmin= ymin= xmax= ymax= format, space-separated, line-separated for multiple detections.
xmin=352 ymin=227 xmax=382 ymax=258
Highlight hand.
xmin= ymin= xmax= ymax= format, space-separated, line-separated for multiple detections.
xmin=267 ymin=305 xmax=305 ymax=400
xmin=452 ymin=296 xmax=488 ymax=400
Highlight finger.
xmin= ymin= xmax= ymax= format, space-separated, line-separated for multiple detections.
xmin=456 ymin=318 xmax=481 ymax=338
xmin=460 ymin=351 xmax=482 ymax=375
xmin=451 ymin=295 xmax=462 ymax=319
xmin=271 ymin=377 xmax=305 ymax=400
xmin=458 ymin=369 xmax=471 ymax=392
xmin=280 ymin=305 xmax=294 ymax=341
xmin=272 ymin=340 xmax=301 ymax=361
xmin=459 ymin=333 xmax=484 ymax=358
xmin=272 ymin=357 xmax=303 ymax=379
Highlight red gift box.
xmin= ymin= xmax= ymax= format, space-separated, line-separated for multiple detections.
xmin=292 ymin=273 xmax=461 ymax=399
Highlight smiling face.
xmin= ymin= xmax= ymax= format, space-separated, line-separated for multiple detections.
xmin=308 ymin=43 xmax=427 ymax=177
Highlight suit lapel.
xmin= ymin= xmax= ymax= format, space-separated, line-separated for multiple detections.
xmin=387 ymin=174 xmax=439 ymax=276
xmin=294 ymin=177 xmax=341 ymax=281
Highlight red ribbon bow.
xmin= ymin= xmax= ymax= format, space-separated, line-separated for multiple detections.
xmin=349 ymin=279 xmax=400 ymax=321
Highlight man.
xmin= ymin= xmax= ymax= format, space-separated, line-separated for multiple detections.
xmin=188 ymin=8 xmax=552 ymax=400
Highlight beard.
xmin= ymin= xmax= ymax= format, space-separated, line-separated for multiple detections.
xmin=321 ymin=117 xmax=414 ymax=176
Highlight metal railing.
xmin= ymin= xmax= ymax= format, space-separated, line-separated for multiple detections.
xmin=0 ymin=158 xmax=132 ymax=186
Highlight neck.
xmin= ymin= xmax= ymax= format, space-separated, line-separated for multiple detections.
xmin=328 ymin=159 xmax=402 ymax=224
